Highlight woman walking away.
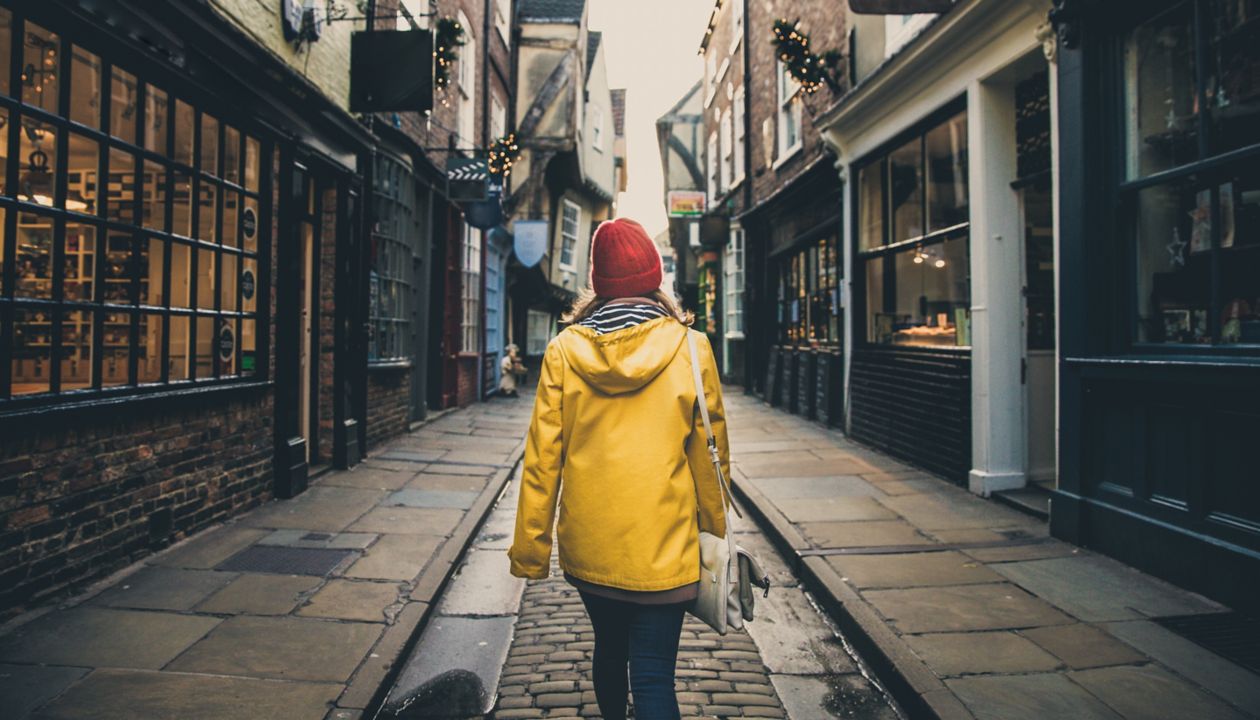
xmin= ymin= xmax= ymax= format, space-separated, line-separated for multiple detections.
xmin=508 ymin=218 xmax=730 ymax=720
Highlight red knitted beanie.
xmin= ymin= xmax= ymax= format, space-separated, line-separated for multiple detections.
xmin=589 ymin=218 xmax=663 ymax=298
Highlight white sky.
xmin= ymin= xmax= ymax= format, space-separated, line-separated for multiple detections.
xmin=588 ymin=0 xmax=711 ymax=238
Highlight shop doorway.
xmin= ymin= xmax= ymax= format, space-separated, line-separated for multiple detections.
xmin=298 ymin=206 xmax=316 ymax=456
xmin=1021 ymin=178 xmax=1056 ymax=486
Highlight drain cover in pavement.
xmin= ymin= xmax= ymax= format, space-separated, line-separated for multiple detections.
xmin=1153 ymin=612 xmax=1260 ymax=675
xmin=217 ymin=545 xmax=356 ymax=576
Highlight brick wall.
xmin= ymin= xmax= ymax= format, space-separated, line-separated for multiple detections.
xmin=367 ymin=368 xmax=411 ymax=449
xmin=0 ymin=392 xmax=274 ymax=618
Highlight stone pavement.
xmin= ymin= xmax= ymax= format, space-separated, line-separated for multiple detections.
xmin=722 ymin=390 xmax=1260 ymax=720
xmin=0 ymin=397 xmax=531 ymax=720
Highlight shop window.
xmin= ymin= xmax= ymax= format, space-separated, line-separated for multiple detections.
xmin=724 ymin=228 xmax=745 ymax=338
xmin=775 ymin=232 xmax=841 ymax=345
xmin=369 ymin=154 xmax=416 ymax=363
xmin=461 ymin=224 xmax=481 ymax=354
xmin=0 ymin=11 xmax=268 ymax=407
xmin=1124 ymin=1 xmax=1260 ymax=347
xmin=856 ymin=108 xmax=971 ymax=347
xmin=559 ymin=199 xmax=580 ymax=270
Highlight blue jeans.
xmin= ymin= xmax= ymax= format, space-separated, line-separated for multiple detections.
xmin=578 ymin=591 xmax=687 ymax=720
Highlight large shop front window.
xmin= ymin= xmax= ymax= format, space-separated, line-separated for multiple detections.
xmin=857 ymin=110 xmax=970 ymax=347
xmin=1 ymin=10 xmax=268 ymax=405
xmin=1125 ymin=0 xmax=1260 ymax=347
xmin=775 ymin=232 xmax=840 ymax=345
xmin=369 ymin=155 xmax=415 ymax=362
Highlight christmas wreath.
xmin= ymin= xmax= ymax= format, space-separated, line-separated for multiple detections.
xmin=487 ymin=133 xmax=520 ymax=177
xmin=435 ymin=17 xmax=466 ymax=90
xmin=772 ymin=19 xmax=842 ymax=95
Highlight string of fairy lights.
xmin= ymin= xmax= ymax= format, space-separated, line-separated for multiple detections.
xmin=771 ymin=18 xmax=842 ymax=94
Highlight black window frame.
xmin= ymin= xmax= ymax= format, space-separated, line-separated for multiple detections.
xmin=851 ymin=97 xmax=972 ymax=350
xmin=368 ymin=152 xmax=414 ymax=365
xmin=1109 ymin=0 xmax=1260 ymax=356
xmin=0 ymin=6 xmax=272 ymax=416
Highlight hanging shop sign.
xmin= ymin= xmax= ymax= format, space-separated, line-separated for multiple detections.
xmin=462 ymin=185 xmax=504 ymax=230
xmin=513 ymin=220 xmax=548 ymax=268
xmin=446 ymin=157 xmax=488 ymax=201
xmin=667 ymin=190 xmax=707 ymax=217
xmin=218 ymin=323 xmax=235 ymax=362
xmin=349 ymin=30 xmax=434 ymax=113
xmin=241 ymin=269 xmax=256 ymax=301
xmin=242 ymin=205 xmax=257 ymax=241
xmin=848 ymin=0 xmax=953 ymax=13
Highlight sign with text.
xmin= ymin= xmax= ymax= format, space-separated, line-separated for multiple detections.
xmin=513 ymin=221 xmax=548 ymax=268
xmin=667 ymin=190 xmax=707 ymax=217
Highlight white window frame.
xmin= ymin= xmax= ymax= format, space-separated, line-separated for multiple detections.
xmin=495 ymin=0 xmax=511 ymax=46
xmin=729 ymin=0 xmax=743 ymax=54
xmin=461 ymin=224 xmax=482 ymax=354
xmin=458 ymin=11 xmax=476 ymax=148
xmin=592 ymin=104 xmax=604 ymax=152
xmin=706 ymin=130 xmax=719 ymax=199
xmin=719 ymin=108 xmax=732 ymax=192
xmin=725 ymin=227 xmax=745 ymax=339
xmin=733 ymin=86 xmax=746 ymax=184
xmin=776 ymin=59 xmax=803 ymax=164
xmin=559 ymin=199 xmax=581 ymax=270
xmin=704 ymin=53 xmax=717 ymax=107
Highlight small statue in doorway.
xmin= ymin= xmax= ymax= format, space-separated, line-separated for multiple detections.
xmin=500 ymin=344 xmax=526 ymax=397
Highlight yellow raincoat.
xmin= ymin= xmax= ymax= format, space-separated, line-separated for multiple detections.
xmin=507 ymin=316 xmax=731 ymax=592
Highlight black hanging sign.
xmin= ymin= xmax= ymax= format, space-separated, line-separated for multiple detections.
xmin=849 ymin=0 xmax=953 ymax=13
xmin=218 ymin=323 xmax=235 ymax=362
xmin=350 ymin=30 xmax=435 ymax=113
xmin=447 ymin=158 xmax=489 ymax=202
xmin=241 ymin=269 xmax=256 ymax=301
xmin=242 ymin=205 xmax=257 ymax=241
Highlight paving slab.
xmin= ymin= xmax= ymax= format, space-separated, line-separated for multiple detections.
xmin=149 ymin=525 xmax=269 ymax=569
xmin=770 ymin=674 xmax=899 ymax=720
xmin=347 ymin=506 xmax=464 ymax=536
xmin=92 ymin=567 xmax=237 ymax=611
xmin=420 ymin=462 xmax=502 ymax=476
xmin=740 ymin=476 xmax=882 ymax=499
xmin=946 ymin=673 xmax=1121 ymax=720
xmin=743 ymin=578 xmax=855 ymax=675
xmin=739 ymin=459 xmax=876 ymax=478
xmin=800 ymin=520 xmax=935 ymax=549
xmin=33 ymin=668 xmax=341 ymax=720
xmin=862 ymin=583 xmax=1074 ymax=634
xmin=386 ymin=615 xmax=517 ymax=717
xmin=1070 ymin=664 xmax=1251 ymax=720
xmin=991 ymin=555 xmax=1225 ymax=622
xmin=438 ymin=549 xmax=526 ymax=617
xmin=387 ymin=488 xmax=480 ymax=509
xmin=876 ymin=493 xmax=1037 ymax=531
xmin=167 ymin=615 xmax=382 ymax=682
xmin=1019 ymin=623 xmax=1145 ymax=670
xmin=0 ymin=663 xmax=89 ymax=719
xmin=298 ymin=579 xmax=404 ymax=622
xmin=342 ymin=532 xmax=446 ymax=582
xmin=0 ymin=608 xmax=220 ymax=669
xmin=344 ymin=533 xmax=446 ymax=581
xmin=903 ymin=631 xmax=1061 ymax=677
xmin=320 ymin=467 xmax=415 ymax=490
xmin=1104 ymin=620 xmax=1260 ymax=713
xmin=963 ymin=540 xmax=1079 ymax=564
xmin=406 ymin=473 xmax=492 ymax=493
xmin=827 ymin=550 xmax=1002 ymax=589
xmin=772 ymin=496 xmax=898 ymax=523
xmin=194 ymin=574 xmax=323 ymax=615
xmin=242 ymin=487 xmax=387 ymax=532
xmin=257 ymin=529 xmax=378 ymax=549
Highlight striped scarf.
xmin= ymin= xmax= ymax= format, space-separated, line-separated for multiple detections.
xmin=577 ymin=302 xmax=669 ymax=335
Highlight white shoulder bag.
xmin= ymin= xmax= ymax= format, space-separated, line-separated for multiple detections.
xmin=687 ymin=330 xmax=770 ymax=635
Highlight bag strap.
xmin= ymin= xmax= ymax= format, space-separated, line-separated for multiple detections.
xmin=687 ymin=330 xmax=742 ymax=519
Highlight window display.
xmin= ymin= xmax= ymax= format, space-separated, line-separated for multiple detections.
xmin=1 ymin=8 xmax=268 ymax=401
xmin=857 ymin=109 xmax=970 ymax=347
xmin=369 ymin=154 xmax=416 ymax=363
xmin=775 ymin=232 xmax=840 ymax=345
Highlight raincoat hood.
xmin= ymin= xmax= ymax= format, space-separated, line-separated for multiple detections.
xmin=556 ymin=316 xmax=687 ymax=396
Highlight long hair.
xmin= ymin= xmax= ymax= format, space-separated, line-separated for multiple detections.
xmin=561 ymin=286 xmax=695 ymax=327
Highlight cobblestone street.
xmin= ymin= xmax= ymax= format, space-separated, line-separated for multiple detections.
xmin=495 ymin=558 xmax=789 ymax=719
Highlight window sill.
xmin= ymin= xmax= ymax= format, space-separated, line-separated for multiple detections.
xmin=0 ymin=379 xmax=273 ymax=426
xmin=368 ymin=359 xmax=413 ymax=371
xmin=772 ymin=143 xmax=803 ymax=171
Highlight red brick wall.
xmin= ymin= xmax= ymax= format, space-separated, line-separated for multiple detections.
xmin=0 ymin=392 xmax=274 ymax=618
xmin=367 ymin=367 xmax=411 ymax=448
xmin=456 ymin=354 xmax=480 ymax=407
